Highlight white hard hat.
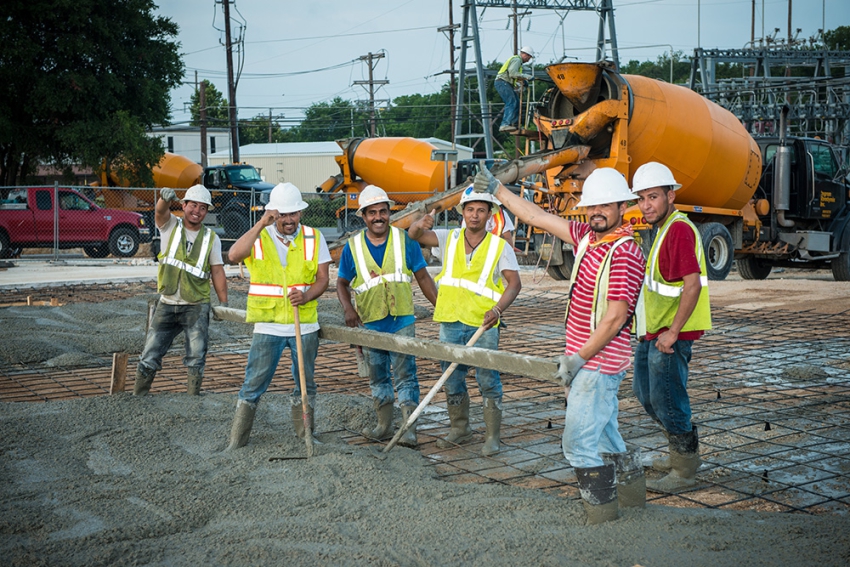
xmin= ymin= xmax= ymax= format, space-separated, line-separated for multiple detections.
xmin=356 ymin=185 xmax=394 ymax=217
xmin=266 ymin=182 xmax=309 ymax=213
xmin=574 ymin=168 xmax=634 ymax=208
xmin=520 ymin=46 xmax=535 ymax=58
xmin=182 ymin=184 xmax=213 ymax=208
xmin=631 ymin=161 xmax=682 ymax=193
xmin=456 ymin=184 xmax=500 ymax=214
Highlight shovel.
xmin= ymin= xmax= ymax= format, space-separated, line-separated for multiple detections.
xmin=293 ymin=305 xmax=314 ymax=458
xmin=383 ymin=324 xmax=487 ymax=454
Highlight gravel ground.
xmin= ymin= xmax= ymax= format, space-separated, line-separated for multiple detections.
xmin=2 ymin=392 xmax=848 ymax=567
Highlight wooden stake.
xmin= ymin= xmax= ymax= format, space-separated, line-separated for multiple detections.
xmin=110 ymin=353 xmax=129 ymax=394
xmin=50 ymin=297 xmax=58 ymax=306
xmin=26 ymin=296 xmax=32 ymax=306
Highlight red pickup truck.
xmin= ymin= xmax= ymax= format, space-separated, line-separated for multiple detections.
xmin=0 ymin=187 xmax=151 ymax=258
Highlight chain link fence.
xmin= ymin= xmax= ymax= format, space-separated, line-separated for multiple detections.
xmin=0 ymin=185 xmax=383 ymax=261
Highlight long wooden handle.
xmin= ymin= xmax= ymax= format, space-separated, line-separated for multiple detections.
xmin=383 ymin=324 xmax=488 ymax=454
xmin=293 ymin=307 xmax=314 ymax=458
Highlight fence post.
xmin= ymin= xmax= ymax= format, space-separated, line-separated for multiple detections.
xmin=52 ymin=181 xmax=60 ymax=262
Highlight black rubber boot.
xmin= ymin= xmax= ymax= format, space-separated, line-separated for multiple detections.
xmin=398 ymin=405 xmax=419 ymax=448
xmin=436 ymin=393 xmax=473 ymax=449
xmin=647 ymin=426 xmax=700 ymax=493
xmin=575 ymin=464 xmax=619 ymax=525
xmin=362 ymin=400 xmax=394 ymax=441
xmin=186 ymin=368 xmax=204 ymax=395
xmin=226 ymin=401 xmax=256 ymax=450
xmin=133 ymin=365 xmax=156 ymax=396
xmin=481 ymin=397 xmax=502 ymax=456
xmin=601 ymin=448 xmax=646 ymax=508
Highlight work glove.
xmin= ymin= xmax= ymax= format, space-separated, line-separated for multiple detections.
xmin=555 ymin=353 xmax=587 ymax=387
xmin=473 ymin=166 xmax=500 ymax=195
xmin=161 ymin=188 xmax=179 ymax=203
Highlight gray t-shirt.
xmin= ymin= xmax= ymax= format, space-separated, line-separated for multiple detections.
xmin=158 ymin=214 xmax=223 ymax=305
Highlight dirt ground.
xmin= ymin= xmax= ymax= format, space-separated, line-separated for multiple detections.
xmin=1 ymin=267 xmax=849 ymax=566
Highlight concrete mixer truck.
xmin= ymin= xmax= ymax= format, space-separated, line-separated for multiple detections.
xmin=92 ymin=153 xmax=274 ymax=254
xmin=516 ymin=61 xmax=849 ymax=281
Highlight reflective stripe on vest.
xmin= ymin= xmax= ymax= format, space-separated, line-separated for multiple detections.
xmin=161 ymin=220 xmax=212 ymax=279
xmin=439 ymin=229 xmax=503 ymax=303
xmin=351 ymin=227 xmax=412 ymax=294
xmin=565 ymin=233 xmax=635 ymax=333
xmin=645 ymin=211 xmax=708 ymax=297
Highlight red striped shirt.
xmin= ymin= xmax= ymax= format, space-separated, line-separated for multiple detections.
xmin=565 ymin=223 xmax=646 ymax=374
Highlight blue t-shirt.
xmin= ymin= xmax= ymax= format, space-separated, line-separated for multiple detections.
xmin=338 ymin=230 xmax=427 ymax=333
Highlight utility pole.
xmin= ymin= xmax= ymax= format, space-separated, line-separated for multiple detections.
xmin=268 ymin=108 xmax=273 ymax=143
xmin=222 ymin=0 xmax=240 ymax=163
xmin=353 ymin=52 xmax=389 ymax=138
xmin=200 ymin=81 xmax=208 ymax=167
xmin=438 ymin=1 xmax=460 ymax=147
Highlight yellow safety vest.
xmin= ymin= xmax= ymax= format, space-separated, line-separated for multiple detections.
xmin=348 ymin=227 xmax=414 ymax=324
xmin=497 ymin=55 xmax=523 ymax=87
xmin=565 ymin=232 xmax=635 ymax=334
xmin=490 ymin=208 xmax=507 ymax=236
xmin=245 ymin=225 xmax=320 ymax=325
xmin=158 ymin=219 xmax=214 ymax=303
xmin=433 ymin=229 xmax=506 ymax=327
xmin=638 ymin=211 xmax=712 ymax=337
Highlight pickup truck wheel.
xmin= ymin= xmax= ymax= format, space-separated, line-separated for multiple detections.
xmin=698 ymin=222 xmax=734 ymax=281
xmin=0 ymin=232 xmax=10 ymax=259
xmin=83 ymin=244 xmax=110 ymax=258
xmin=109 ymin=227 xmax=140 ymax=257
xmin=736 ymin=255 xmax=772 ymax=280
xmin=831 ymin=228 xmax=850 ymax=281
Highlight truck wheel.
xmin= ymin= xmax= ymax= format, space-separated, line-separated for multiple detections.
xmin=546 ymin=254 xmax=575 ymax=281
xmin=831 ymin=228 xmax=850 ymax=281
xmin=736 ymin=256 xmax=772 ymax=280
xmin=109 ymin=227 xmax=140 ymax=257
xmin=698 ymin=222 xmax=734 ymax=281
xmin=223 ymin=210 xmax=250 ymax=239
xmin=0 ymin=231 xmax=11 ymax=259
xmin=83 ymin=244 xmax=110 ymax=258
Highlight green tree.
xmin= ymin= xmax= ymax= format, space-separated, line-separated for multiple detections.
xmin=283 ymin=97 xmax=370 ymax=142
xmin=189 ymin=80 xmax=230 ymax=128
xmin=823 ymin=25 xmax=850 ymax=50
xmin=0 ymin=0 xmax=184 ymax=188
xmin=238 ymin=113 xmax=287 ymax=145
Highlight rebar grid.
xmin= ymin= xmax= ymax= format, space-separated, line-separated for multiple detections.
xmin=1 ymin=283 xmax=848 ymax=514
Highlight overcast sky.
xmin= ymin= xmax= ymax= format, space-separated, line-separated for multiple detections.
xmin=155 ymin=0 xmax=849 ymax=126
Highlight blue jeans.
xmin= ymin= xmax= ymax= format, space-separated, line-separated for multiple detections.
xmin=439 ymin=322 xmax=502 ymax=400
xmin=495 ymin=79 xmax=518 ymax=128
xmin=364 ymin=323 xmax=419 ymax=407
xmin=138 ymin=302 xmax=210 ymax=373
xmin=238 ymin=331 xmax=319 ymax=406
xmin=632 ymin=339 xmax=694 ymax=435
xmin=562 ymin=367 xmax=627 ymax=468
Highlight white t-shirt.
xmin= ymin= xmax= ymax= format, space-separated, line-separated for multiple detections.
xmin=252 ymin=224 xmax=332 ymax=338
xmin=432 ymin=228 xmax=519 ymax=288
xmin=158 ymin=214 xmax=223 ymax=305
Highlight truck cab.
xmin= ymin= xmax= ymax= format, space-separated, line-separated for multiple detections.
xmin=202 ymin=164 xmax=275 ymax=239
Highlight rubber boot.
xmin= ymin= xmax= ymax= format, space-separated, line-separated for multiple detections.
xmin=651 ymin=428 xmax=672 ymax=472
xmin=186 ymin=368 xmax=204 ymax=396
xmin=398 ymin=404 xmax=418 ymax=448
xmin=575 ymin=464 xmax=619 ymax=525
xmin=226 ymin=401 xmax=256 ymax=450
xmin=436 ymin=394 xmax=474 ymax=449
xmin=647 ymin=426 xmax=700 ymax=493
xmin=481 ymin=398 xmax=502 ymax=456
xmin=602 ymin=448 xmax=646 ymax=508
xmin=133 ymin=365 xmax=156 ymax=396
xmin=362 ymin=400 xmax=394 ymax=441
xmin=291 ymin=400 xmax=317 ymax=440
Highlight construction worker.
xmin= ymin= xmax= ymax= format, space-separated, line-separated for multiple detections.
xmin=472 ymin=167 xmax=646 ymax=524
xmin=462 ymin=197 xmax=517 ymax=248
xmin=408 ymin=185 xmax=522 ymax=457
xmin=495 ymin=46 xmax=535 ymax=133
xmin=336 ymin=185 xmax=438 ymax=447
xmin=225 ymin=183 xmax=331 ymax=449
xmin=134 ymin=185 xmax=228 ymax=397
xmin=630 ymin=162 xmax=711 ymax=493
